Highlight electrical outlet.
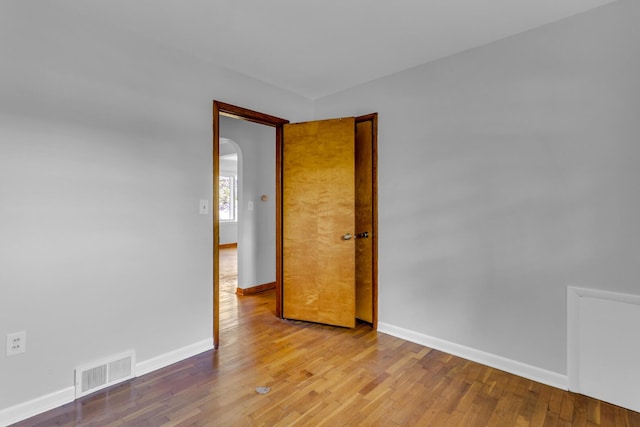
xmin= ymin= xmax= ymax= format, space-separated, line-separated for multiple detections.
xmin=6 ymin=331 xmax=26 ymax=356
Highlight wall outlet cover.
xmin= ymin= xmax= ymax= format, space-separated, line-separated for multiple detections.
xmin=6 ymin=331 xmax=26 ymax=356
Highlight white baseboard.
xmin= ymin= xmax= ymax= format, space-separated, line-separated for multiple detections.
xmin=0 ymin=338 xmax=213 ymax=427
xmin=0 ymin=387 xmax=75 ymax=427
xmin=136 ymin=338 xmax=214 ymax=377
xmin=377 ymin=322 xmax=568 ymax=390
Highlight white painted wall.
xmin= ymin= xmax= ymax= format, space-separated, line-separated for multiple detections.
xmin=0 ymin=0 xmax=311 ymax=415
xmin=315 ymin=0 xmax=640 ymax=377
xmin=220 ymin=117 xmax=276 ymax=289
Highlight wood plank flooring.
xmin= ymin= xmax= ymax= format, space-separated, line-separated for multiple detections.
xmin=219 ymin=245 xmax=240 ymax=333
xmin=13 ymin=248 xmax=640 ymax=426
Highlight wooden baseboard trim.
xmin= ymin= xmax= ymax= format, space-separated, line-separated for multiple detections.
xmin=236 ymin=282 xmax=276 ymax=296
xmin=219 ymin=243 xmax=237 ymax=249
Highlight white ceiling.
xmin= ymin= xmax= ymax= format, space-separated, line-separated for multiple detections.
xmin=56 ymin=0 xmax=616 ymax=100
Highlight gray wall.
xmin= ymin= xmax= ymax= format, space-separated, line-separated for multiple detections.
xmin=0 ymin=1 xmax=311 ymax=411
xmin=315 ymin=0 xmax=640 ymax=375
xmin=3 ymin=0 xmax=639 ymax=415
xmin=220 ymin=117 xmax=276 ymax=289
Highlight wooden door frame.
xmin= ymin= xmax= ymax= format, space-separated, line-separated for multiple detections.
xmin=355 ymin=113 xmax=379 ymax=329
xmin=213 ymin=101 xmax=288 ymax=349
xmin=213 ymin=102 xmax=378 ymax=348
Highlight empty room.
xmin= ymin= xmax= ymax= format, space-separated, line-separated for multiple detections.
xmin=1 ymin=1 xmax=639 ymax=425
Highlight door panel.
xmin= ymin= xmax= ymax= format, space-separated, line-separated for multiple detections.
xmin=283 ymin=118 xmax=356 ymax=328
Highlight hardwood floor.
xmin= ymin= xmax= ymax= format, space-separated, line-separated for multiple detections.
xmin=14 ymin=249 xmax=640 ymax=426
xmin=219 ymin=246 xmax=240 ymax=332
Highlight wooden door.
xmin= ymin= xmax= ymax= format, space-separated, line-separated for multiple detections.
xmin=283 ymin=118 xmax=356 ymax=328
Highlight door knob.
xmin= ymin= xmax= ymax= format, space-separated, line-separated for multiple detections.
xmin=342 ymin=232 xmax=369 ymax=241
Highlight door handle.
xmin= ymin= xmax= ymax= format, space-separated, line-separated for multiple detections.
xmin=342 ymin=232 xmax=369 ymax=241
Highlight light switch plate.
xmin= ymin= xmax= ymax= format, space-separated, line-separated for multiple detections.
xmin=199 ymin=199 xmax=209 ymax=215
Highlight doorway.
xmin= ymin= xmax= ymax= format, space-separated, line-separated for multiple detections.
xmin=213 ymin=102 xmax=288 ymax=348
xmin=218 ymin=137 xmax=240 ymax=328
xmin=213 ymin=101 xmax=378 ymax=348
xmin=218 ymin=138 xmax=240 ymax=248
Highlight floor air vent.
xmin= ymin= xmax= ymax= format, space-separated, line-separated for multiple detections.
xmin=75 ymin=350 xmax=136 ymax=398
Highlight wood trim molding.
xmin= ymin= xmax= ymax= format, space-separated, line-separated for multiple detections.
xmin=215 ymin=101 xmax=289 ymax=127
xmin=236 ymin=282 xmax=277 ymax=296
xmin=275 ymin=124 xmax=283 ymax=318
xmin=219 ymin=243 xmax=237 ymax=249
xmin=213 ymin=101 xmax=220 ymax=349
xmin=356 ymin=113 xmax=379 ymax=330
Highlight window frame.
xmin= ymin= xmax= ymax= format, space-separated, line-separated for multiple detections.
xmin=218 ymin=173 xmax=238 ymax=223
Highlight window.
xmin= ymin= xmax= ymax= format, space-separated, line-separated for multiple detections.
xmin=219 ymin=174 xmax=238 ymax=221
